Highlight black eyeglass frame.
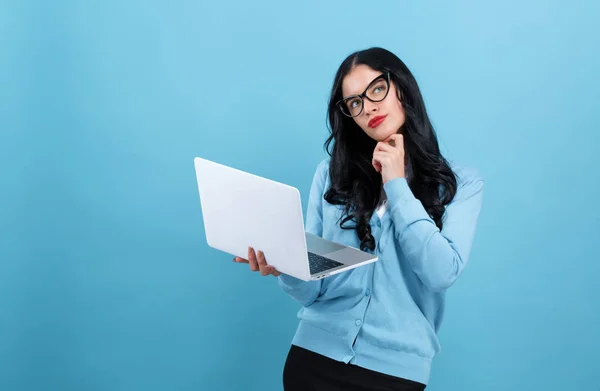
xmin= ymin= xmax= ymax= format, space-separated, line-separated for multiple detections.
xmin=336 ymin=72 xmax=392 ymax=118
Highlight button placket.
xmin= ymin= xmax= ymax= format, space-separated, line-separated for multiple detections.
xmin=352 ymin=256 xmax=374 ymax=350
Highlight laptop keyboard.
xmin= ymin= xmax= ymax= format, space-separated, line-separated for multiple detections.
xmin=308 ymin=252 xmax=344 ymax=275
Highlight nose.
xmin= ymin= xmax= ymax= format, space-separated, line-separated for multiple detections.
xmin=363 ymin=99 xmax=378 ymax=115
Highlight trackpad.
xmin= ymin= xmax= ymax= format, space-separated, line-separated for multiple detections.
xmin=325 ymin=247 xmax=365 ymax=265
xmin=305 ymin=233 xmax=346 ymax=254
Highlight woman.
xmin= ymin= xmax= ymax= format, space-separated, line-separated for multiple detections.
xmin=234 ymin=47 xmax=484 ymax=390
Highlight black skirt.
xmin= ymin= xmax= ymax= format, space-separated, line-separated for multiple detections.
xmin=283 ymin=345 xmax=426 ymax=391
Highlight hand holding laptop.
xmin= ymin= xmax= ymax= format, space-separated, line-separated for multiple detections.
xmin=194 ymin=157 xmax=378 ymax=281
xmin=234 ymin=247 xmax=281 ymax=277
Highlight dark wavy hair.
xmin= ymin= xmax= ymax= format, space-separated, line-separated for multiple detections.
xmin=323 ymin=47 xmax=457 ymax=252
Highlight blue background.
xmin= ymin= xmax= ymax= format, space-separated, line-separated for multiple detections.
xmin=2 ymin=0 xmax=599 ymax=390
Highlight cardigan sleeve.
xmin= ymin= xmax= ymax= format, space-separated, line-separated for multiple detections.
xmin=383 ymin=168 xmax=484 ymax=292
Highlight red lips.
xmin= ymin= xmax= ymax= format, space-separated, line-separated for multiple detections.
xmin=368 ymin=115 xmax=387 ymax=128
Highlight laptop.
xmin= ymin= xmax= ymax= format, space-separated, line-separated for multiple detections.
xmin=193 ymin=157 xmax=378 ymax=281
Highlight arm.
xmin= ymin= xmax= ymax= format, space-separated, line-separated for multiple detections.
xmin=383 ymin=170 xmax=484 ymax=292
xmin=277 ymin=160 xmax=328 ymax=306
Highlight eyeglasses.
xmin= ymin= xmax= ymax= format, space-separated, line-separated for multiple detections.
xmin=336 ymin=72 xmax=391 ymax=118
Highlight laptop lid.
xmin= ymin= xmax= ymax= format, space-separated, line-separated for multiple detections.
xmin=194 ymin=157 xmax=312 ymax=281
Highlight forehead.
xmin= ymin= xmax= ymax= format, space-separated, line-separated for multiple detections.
xmin=341 ymin=65 xmax=382 ymax=96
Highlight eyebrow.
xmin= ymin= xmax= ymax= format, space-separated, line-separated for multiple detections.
xmin=343 ymin=74 xmax=386 ymax=99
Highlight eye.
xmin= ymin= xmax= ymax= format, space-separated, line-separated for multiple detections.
xmin=367 ymin=80 xmax=387 ymax=99
xmin=372 ymin=83 xmax=387 ymax=94
xmin=346 ymin=99 xmax=360 ymax=109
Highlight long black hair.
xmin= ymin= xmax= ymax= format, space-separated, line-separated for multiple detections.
xmin=324 ymin=47 xmax=457 ymax=252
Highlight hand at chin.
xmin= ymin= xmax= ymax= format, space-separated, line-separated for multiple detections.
xmin=383 ymin=133 xmax=398 ymax=147
xmin=373 ymin=161 xmax=382 ymax=173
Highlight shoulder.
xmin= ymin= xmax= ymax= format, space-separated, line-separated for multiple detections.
xmin=305 ymin=157 xmax=332 ymax=196
xmin=448 ymin=162 xmax=484 ymax=200
xmin=316 ymin=157 xmax=331 ymax=173
xmin=313 ymin=157 xmax=331 ymax=183
xmin=449 ymin=162 xmax=483 ymax=186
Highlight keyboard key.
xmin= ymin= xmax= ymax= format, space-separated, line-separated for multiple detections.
xmin=308 ymin=252 xmax=344 ymax=275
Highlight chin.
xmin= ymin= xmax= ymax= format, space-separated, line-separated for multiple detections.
xmin=380 ymin=122 xmax=405 ymax=139
xmin=364 ymin=123 xmax=401 ymax=141
xmin=375 ymin=127 xmax=397 ymax=141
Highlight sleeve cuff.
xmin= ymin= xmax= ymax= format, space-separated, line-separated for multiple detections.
xmin=278 ymin=273 xmax=307 ymax=287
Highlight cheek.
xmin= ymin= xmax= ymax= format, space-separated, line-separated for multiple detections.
xmin=354 ymin=117 xmax=371 ymax=132
xmin=394 ymin=100 xmax=406 ymax=126
xmin=393 ymin=99 xmax=405 ymax=117
xmin=385 ymin=100 xmax=406 ymax=127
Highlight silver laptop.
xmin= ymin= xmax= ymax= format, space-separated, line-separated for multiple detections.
xmin=193 ymin=157 xmax=378 ymax=281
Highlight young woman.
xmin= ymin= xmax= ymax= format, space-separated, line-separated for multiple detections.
xmin=234 ymin=47 xmax=484 ymax=391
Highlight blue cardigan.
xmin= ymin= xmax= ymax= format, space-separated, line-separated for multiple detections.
xmin=278 ymin=158 xmax=484 ymax=385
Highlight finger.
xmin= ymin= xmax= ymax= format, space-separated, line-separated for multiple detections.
xmin=386 ymin=134 xmax=406 ymax=165
xmin=373 ymin=152 xmax=391 ymax=167
xmin=372 ymin=152 xmax=381 ymax=167
xmin=267 ymin=266 xmax=282 ymax=277
xmin=373 ymin=151 xmax=390 ymax=160
xmin=248 ymin=247 xmax=259 ymax=271
xmin=233 ymin=256 xmax=249 ymax=264
xmin=375 ymin=142 xmax=397 ymax=154
xmin=383 ymin=133 xmax=396 ymax=144
xmin=256 ymin=250 xmax=269 ymax=276
xmin=385 ymin=134 xmax=404 ymax=151
xmin=372 ymin=152 xmax=385 ymax=168
xmin=372 ymin=157 xmax=382 ymax=172
xmin=377 ymin=141 xmax=403 ymax=158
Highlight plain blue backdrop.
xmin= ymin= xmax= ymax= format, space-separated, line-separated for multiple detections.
xmin=1 ymin=0 xmax=599 ymax=390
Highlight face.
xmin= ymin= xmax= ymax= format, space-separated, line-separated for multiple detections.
xmin=340 ymin=64 xmax=405 ymax=141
